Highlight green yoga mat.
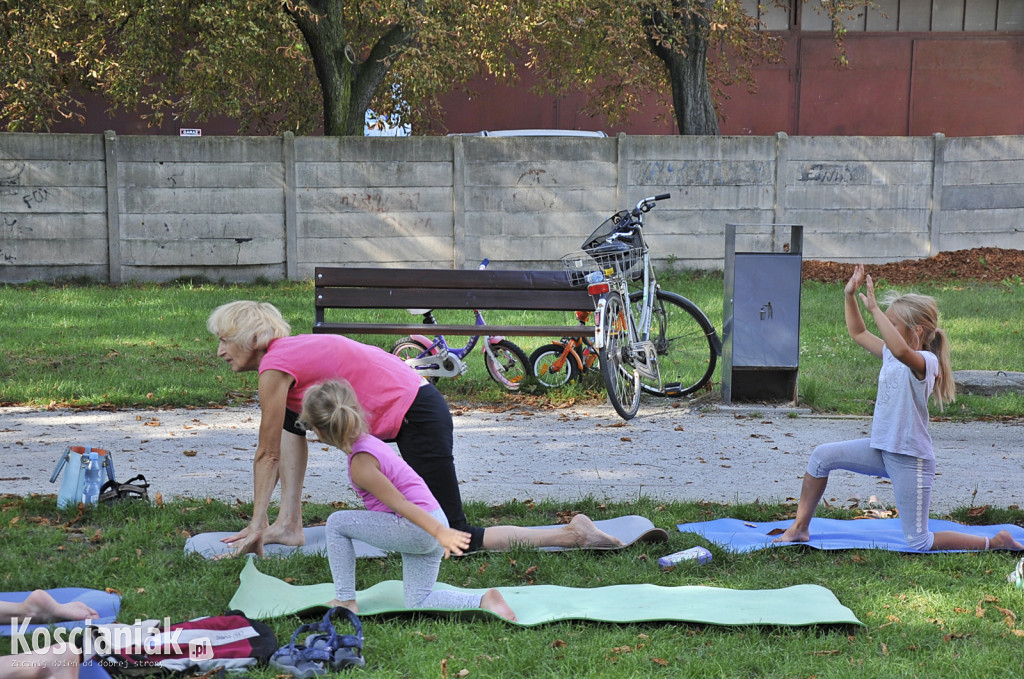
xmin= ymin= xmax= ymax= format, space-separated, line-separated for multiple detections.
xmin=229 ymin=559 xmax=861 ymax=628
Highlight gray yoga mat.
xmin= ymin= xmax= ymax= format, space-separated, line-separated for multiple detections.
xmin=184 ymin=515 xmax=668 ymax=559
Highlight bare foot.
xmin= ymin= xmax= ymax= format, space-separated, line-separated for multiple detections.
xmin=480 ymin=589 xmax=516 ymax=622
xmin=565 ymin=514 xmax=624 ymax=549
xmin=326 ymin=598 xmax=359 ymax=615
xmin=771 ymin=525 xmax=810 ymax=544
xmin=260 ymin=522 xmax=306 ymax=547
xmin=21 ymin=590 xmax=98 ymax=623
xmin=990 ymin=530 xmax=1024 ymax=550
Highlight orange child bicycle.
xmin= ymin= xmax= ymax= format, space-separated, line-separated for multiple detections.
xmin=528 ymin=310 xmax=599 ymax=388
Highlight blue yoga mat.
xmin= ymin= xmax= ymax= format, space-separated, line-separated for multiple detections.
xmin=0 ymin=588 xmax=121 ymax=636
xmin=678 ymin=517 xmax=1024 ymax=553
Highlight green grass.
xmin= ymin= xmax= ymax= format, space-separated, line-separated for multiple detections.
xmin=2 ymin=496 xmax=1024 ymax=678
xmin=2 ymin=274 xmax=1023 ymax=676
xmin=1 ymin=272 xmax=1021 ymax=417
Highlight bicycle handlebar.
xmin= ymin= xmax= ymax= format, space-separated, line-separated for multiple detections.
xmin=632 ymin=193 xmax=671 ymax=217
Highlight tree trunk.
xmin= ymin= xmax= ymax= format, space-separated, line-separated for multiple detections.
xmin=644 ymin=0 xmax=720 ymax=136
xmin=286 ymin=1 xmax=412 ymax=136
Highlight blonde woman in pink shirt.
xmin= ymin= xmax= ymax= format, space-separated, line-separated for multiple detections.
xmin=207 ymin=300 xmax=621 ymax=558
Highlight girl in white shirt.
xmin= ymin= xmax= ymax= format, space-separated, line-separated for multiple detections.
xmin=774 ymin=265 xmax=1022 ymax=551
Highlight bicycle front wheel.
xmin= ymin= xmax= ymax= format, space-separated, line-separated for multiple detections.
xmin=483 ymin=339 xmax=530 ymax=391
xmin=529 ymin=343 xmax=582 ymax=388
xmin=631 ymin=289 xmax=718 ymax=397
xmin=599 ymin=292 xmax=640 ymax=419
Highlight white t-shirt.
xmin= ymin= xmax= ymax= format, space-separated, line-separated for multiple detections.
xmin=869 ymin=345 xmax=938 ymax=459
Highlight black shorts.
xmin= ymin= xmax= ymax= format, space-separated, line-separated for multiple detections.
xmin=283 ymin=408 xmax=307 ymax=437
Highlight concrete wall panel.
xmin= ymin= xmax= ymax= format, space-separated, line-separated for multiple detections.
xmin=0 ymin=132 xmax=1021 ymax=283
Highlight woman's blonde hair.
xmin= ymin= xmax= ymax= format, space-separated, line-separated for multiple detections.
xmin=298 ymin=380 xmax=367 ymax=452
xmin=206 ymin=301 xmax=291 ymax=351
xmin=880 ymin=291 xmax=955 ymax=410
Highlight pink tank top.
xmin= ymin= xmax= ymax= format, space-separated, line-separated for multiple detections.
xmin=347 ymin=434 xmax=440 ymax=514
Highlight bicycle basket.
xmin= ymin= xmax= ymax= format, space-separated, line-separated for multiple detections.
xmin=561 ymin=239 xmax=645 ymax=287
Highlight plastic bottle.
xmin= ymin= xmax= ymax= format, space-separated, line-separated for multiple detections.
xmin=658 ymin=546 xmax=712 ymax=570
xmin=81 ymin=452 xmax=103 ymax=506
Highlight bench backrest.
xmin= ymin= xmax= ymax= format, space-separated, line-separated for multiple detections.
xmin=314 ymin=267 xmax=592 ymax=322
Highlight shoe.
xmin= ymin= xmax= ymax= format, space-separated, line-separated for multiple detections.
xmin=98 ymin=475 xmax=150 ymax=504
xmin=269 ymin=607 xmax=365 ymax=676
xmin=305 ymin=607 xmax=366 ymax=670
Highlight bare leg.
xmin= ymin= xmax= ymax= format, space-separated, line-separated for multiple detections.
xmin=326 ymin=598 xmax=359 ymax=615
xmin=480 ymin=589 xmax=516 ymax=622
xmin=7 ymin=590 xmax=98 ymax=624
xmin=772 ymin=474 xmax=829 ymax=543
xmin=481 ymin=514 xmax=623 ymax=551
xmin=261 ymin=432 xmax=308 ymax=546
xmin=0 ymin=643 xmax=81 ymax=679
xmin=931 ymin=529 xmax=1024 ymax=551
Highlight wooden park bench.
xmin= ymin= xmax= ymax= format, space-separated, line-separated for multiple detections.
xmin=313 ymin=266 xmax=596 ymax=338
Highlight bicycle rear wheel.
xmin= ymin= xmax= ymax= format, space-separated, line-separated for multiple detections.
xmin=631 ymin=289 xmax=717 ymax=397
xmin=599 ymin=292 xmax=640 ymax=419
xmin=529 ymin=343 xmax=582 ymax=388
xmin=483 ymin=339 xmax=530 ymax=391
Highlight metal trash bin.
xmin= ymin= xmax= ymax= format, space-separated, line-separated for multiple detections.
xmin=722 ymin=224 xmax=803 ymax=404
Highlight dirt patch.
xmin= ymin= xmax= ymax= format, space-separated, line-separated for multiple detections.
xmin=801 ymin=247 xmax=1024 ymax=285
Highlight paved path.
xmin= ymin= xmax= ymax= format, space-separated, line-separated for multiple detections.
xmin=3 ymin=403 xmax=1022 ymax=513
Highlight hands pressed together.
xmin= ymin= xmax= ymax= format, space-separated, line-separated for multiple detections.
xmin=846 ymin=263 xmax=879 ymax=313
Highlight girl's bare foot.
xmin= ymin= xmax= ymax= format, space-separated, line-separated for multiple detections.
xmin=480 ymin=589 xmax=516 ymax=622
xmin=21 ymin=590 xmax=98 ymax=623
xmin=771 ymin=525 xmax=810 ymax=544
xmin=990 ymin=530 xmax=1024 ymax=550
xmin=566 ymin=514 xmax=624 ymax=549
xmin=327 ymin=598 xmax=359 ymax=614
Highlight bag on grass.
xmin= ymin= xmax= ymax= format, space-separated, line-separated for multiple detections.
xmin=50 ymin=445 xmax=116 ymax=508
xmin=92 ymin=611 xmax=277 ymax=676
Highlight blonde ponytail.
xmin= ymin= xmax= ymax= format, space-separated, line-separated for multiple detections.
xmin=883 ymin=292 xmax=955 ymax=411
xmin=298 ymin=380 xmax=367 ymax=452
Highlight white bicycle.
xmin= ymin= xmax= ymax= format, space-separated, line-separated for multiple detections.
xmin=562 ymin=194 xmax=721 ymax=419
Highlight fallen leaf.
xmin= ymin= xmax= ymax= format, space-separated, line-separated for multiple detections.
xmin=550 ymin=639 xmax=567 ymax=648
xmin=183 ymin=450 xmax=198 ymax=457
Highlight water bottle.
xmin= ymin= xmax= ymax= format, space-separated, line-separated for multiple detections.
xmin=658 ymin=546 xmax=712 ymax=570
xmin=585 ymin=270 xmax=605 ymax=285
xmin=81 ymin=452 xmax=103 ymax=506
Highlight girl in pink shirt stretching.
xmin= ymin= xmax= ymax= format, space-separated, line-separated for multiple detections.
xmin=299 ymin=379 xmax=516 ymax=621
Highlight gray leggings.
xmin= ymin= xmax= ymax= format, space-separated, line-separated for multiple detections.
xmin=325 ymin=507 xmax=483 ymax=610
xmin=807 ymin=438 xmax=935 ymax=551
